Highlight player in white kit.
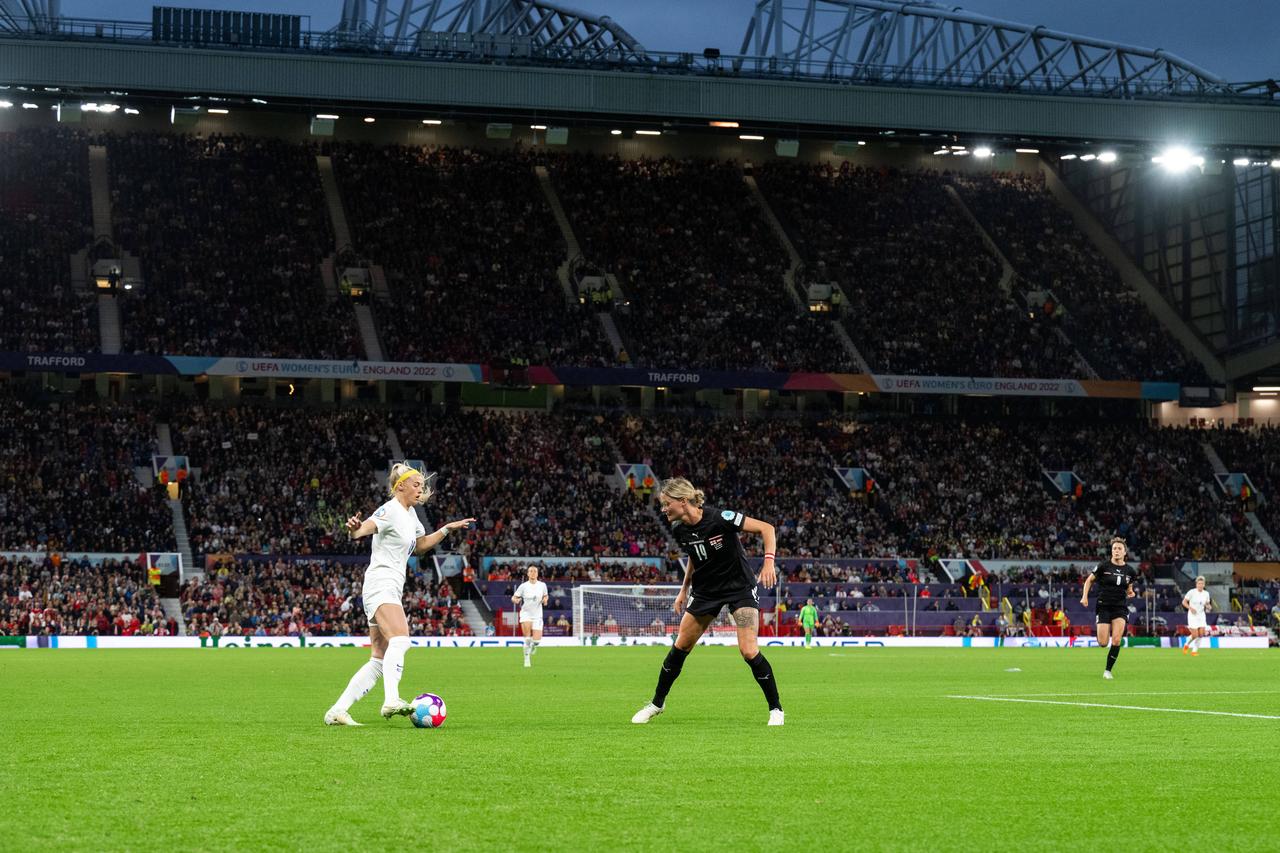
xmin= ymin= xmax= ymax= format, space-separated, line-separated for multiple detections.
xmin=324 ymin=463 xmax=475 ymax=725
xmin=1182 ymin=575 xmax=1211 ymax=657
xmin=512 ymin=565 xmax=549 ymax=668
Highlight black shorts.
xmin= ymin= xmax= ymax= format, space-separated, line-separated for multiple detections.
xmin=1095 ymin=604 xmax=1129 ymax=625
xmin=686 ymin=586 xmax=759 ymax=617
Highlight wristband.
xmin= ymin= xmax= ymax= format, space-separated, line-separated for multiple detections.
xmin=763 ymin=553 xmax=775 ymax=561
xmin=436 ymin=527 xmax=450 ymax=538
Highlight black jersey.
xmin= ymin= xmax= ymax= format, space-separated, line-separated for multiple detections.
xmin=672 ymin=506 xmax=755 ymax=598
xmin=1090 ymin=561 xmax=1138 ymax=608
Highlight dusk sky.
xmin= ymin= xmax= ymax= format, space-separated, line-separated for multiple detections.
xmin=66 ymin=0 xmax=1278 ymax=83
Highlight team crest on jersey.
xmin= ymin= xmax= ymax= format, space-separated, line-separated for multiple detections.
xmin=708 ymin=534 xmax=724 ymax=550
xmin=374 ymin=507 xmax=387 ymax=518
xmin=721 ymin=510 xmax=737 ymax=521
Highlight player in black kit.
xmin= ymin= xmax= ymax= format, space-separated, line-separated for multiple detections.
xmin=1080 ymin=537 xmax=1137 ymax=679
xmin=631 ymin=477 xmax=785 ymax=726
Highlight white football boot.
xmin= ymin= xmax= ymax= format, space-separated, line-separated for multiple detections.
xmin=768 ymin=709 xmax=785 ymax=726
xmin=630 ymin=702 xmax=664 ymax=724
xmin=380 ymin=699 xmax=413 ymax=719
xmin=323 ymin=708 xmax=363 ymax=727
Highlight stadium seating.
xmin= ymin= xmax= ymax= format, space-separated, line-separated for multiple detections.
xmin=755 ymin=162 xmax=1083 ymax=378
xmin=181 ymin=556 xmax=470 ymax=637
xmin=108 ymin=133 xmax=362 ymax=358
xmin=1205 ymin=426 xmax=1280 ymax=544
xmin=951 ymin=171 xmax=1211 ymax=384
xmin=0 ymin=129 xmax=97 ymax=354
xmin=550 ymin=153 xmax=858 ymax=371
xmin=0 ymin=389 xmax=174 ymax=553
xmin=168 ymin=403 xmax=389 ymax=555
xmin=0 ymin=554 xmax=169 ymax=636
xmin=329 ymin=143 xmax=612 ymax=366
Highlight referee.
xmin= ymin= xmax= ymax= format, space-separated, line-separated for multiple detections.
xmin=1080 ymin=536 xmax=1138 ymax=679
xmin=631 ymin=477 xmax=785 ymax=726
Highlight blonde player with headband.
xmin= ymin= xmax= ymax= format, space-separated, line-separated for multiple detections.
xmin=324 ymin=463 xmax=475 ymax=725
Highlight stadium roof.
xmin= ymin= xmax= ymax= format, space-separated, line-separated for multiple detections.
xmin=2 ymin=0 xmax=1280 ymax=146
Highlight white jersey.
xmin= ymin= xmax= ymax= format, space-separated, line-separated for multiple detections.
xmin=514 ymin=581 xmax=548 ymax=616
xmin=1184 ymin=588 xmax=1211 ymax=623
xmin=364 ymin=498 xmax=426 ymax=591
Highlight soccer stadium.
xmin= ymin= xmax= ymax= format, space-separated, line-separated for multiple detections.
xmin=2 ymin=0 xmax=1280 ymax=848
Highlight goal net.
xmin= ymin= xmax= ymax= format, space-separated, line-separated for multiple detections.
xmin=571 ymin=584 xmax=740 ymax=641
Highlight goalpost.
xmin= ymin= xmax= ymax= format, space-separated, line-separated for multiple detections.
xmin=571 ymin=584 xmax=741 ymax=642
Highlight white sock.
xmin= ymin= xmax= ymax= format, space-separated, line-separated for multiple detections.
xmin=1189 ymin=636 xmax=1199 ymax=651
xmin=532 ymin=641 xmax=539 ymax=655
xmin=334 ymin=658 xmax=383 ymax=713
xmin=383 ymin=636 xmax=412 ymax=704
xmin=524 ymin=640 xmax=532 ymax=658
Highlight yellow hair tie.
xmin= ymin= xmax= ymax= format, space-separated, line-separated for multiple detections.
xmin=392 ymin=467 xmax=422 ymax=493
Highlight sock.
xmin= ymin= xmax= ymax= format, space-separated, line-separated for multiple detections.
xmin=524 ymin=640 xmax=532 ymax=659
xmin=333 ymin=658 xmax=383 ymax=713
xmin=746 ymin=652 xmax=782 ymax=711
xmin=383 ymin=636 xmax=411 ymax=704
xmin=804 ymin=630 xmax=812 ymax=647
xmin=1189 ymin=636 xmax=1199 ymax=651
xmin=651 ymin=646 xmax=690 ymax=708
xmin=531 ymin=641 xmax=539 ymax=655
xmin=1106 ymin=642 xmax=1121 ymax=672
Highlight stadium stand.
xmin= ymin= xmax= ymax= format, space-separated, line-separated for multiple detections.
xmin=0 ymin=129 xmax=97 ymax=354
xmin=0 ymin=388 xmax=174 ymax=553
xmin=550 ymin=153 xmax=858 ymax=371
xmin=0 ymin=554 xmax=169 ymax=636
xmin=329 ymin=143 xmax=612 ymax=365
xmin=951 ymin=171 xmax=1211 ymax=384
xmin=755 ymin=162 xmax=1082 ymax=378
xmin=108 ymin=133 xmax=362 ymax=358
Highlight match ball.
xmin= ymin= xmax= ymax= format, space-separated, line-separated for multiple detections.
xmin=410 ymin=692 xmax=447 ymax=729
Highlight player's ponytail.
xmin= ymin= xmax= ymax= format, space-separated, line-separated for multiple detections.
xmin=660 ymin=477 xmax=705 ymax=508
xmin=387 ymin=462 xmax=434 ymax=503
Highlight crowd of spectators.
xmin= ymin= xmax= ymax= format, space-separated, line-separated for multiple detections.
xmin=551 ymin=153 xmax=855 ymax=371
xmin=1207 ymin=425 xmax=1280 ymax=541
xmin=391 ymin=409 xmax=669 ymax=559
xmin=182 ymin=557 xmax=470 ymax=637
xmin=330 ymin=143 xmax=611 ymax=365
xmin=0 ymin=554 xmax=170 ymax=636
xmin=0 ymin=388 xmax=173 ymax=552
xmin=607 ymin=411 xmax=875 ymax=556
xmin=1231 ymin=578 xmax=1280 ymax=629
xmin=951 ymin=171 xmax=1211 ymax=384
xmin=757 ymin=161 xmax=1081 ymax=378
xmin=169 ymin=403 xmax=389 ymax=555
xmin=0 ymin=129 xmax=97 ymax=354
xmin=108 ymin=132 xmax=361 ymax=359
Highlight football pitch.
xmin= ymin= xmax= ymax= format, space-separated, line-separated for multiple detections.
xmin=3 ymin=646 xmax=1278 ymax=852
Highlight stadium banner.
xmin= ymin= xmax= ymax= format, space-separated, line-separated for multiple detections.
xmin=17 ymin=634 xmax=1270 ymax=649
xmin=165 ymin=357 xmax=485 ymax=383
xmin=481 ymin=556 xmax=665 ymax=571
xmin=527 ymin=365 xmax=1179 ymax=399
xmin=3 ymin=352 xmax=1178 ymax=399
xmin=999 ymin=636 xmax=1269 ymax=649
xmin=1 ymin=551 xmax=143 ymax=566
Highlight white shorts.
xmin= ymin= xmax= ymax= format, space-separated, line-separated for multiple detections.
xmin=519 ymin=613 xmax=544 ymax=631
xmin=1187 ymin=616 xmax=1208 ymax=630
xmin=363 ymin=579 xmax=405 ymax=627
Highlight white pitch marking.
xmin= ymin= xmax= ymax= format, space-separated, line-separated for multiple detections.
xmin=947 ymin=695 xmax=1280 ymax=721
xmin=1013 ymin=690 xmax=1280 ymax=698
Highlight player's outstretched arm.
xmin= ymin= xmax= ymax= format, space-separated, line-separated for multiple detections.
xmin=346 ymin=513 xmax=378 ymax=540
xmin=742 ymin=516 xmax=778 ymax=586
xmin=415 ymin=517 xmax=477 ymax=554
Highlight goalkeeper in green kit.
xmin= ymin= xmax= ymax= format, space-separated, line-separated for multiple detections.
xmin=799 ymin=598 xmax=819 ymax=648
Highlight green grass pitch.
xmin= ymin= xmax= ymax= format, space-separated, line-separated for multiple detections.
xmin=2 ymin=646 xmax=1277 ymax=852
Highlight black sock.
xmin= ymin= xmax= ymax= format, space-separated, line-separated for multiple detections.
xmin=746 ymin=652 xmax=782 ymax=711
xmin=1106 ymin=642 xmax=1121 ymax=672
xmin=652 ymin=646 xmax=689 ymax=708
